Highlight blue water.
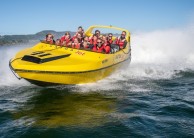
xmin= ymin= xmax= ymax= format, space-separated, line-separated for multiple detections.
xmin=0 ymin=29 xmax=194 ymax=137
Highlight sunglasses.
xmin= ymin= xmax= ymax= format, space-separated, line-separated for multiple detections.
xmin=109 ymin=36 xmax=112 ymax=37
xmin=97 ymin=42 xmax=102 ymax=43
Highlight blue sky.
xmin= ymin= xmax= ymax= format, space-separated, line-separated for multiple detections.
xmin=1 ymin=0 xmax=194 ymax=35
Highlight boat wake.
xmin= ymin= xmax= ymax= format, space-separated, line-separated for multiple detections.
xmin=130 ymin=25 xmax=194 ymax=79
xmin=0 ymin=26 xmax=194 ymax=92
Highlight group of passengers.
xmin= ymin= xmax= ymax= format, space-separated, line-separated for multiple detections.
xmin=45 ymin=26 xmax=127 ymax=54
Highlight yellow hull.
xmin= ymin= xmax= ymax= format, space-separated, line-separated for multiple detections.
xmin=9 ymin=25 xmax=131 ymax=85
xmin=15 ymin=61 xmax=127 ymax=85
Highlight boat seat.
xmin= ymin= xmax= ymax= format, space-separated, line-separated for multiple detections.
xmin=110 ymin=44 xmax=120 ymax=53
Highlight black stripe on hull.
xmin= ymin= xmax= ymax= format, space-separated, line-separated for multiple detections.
xmin=25 ymin=79 xmax=68 ymax=86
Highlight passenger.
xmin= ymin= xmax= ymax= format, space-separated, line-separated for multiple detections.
xmin=61 ymin=32 xmax=72 ymax=46
xmin=107 ymin=33 xmax=113 ymax=45
xmin=102 ymin=35 xmax=108 ymax=43
xmin=92 ymin=38 xmax=106 ymax=53
xmin=74 ymin=26 xmax=84 ymax=38
xmin=72 ymin=32 xmax=83 ymax=42
xmin=115 ymin=31 xmax=127 ymax=49
xmin=55 ymin=39 xmax=61 ymax=46
xmin=77 ymin=26 xmax=84 ymax=35
xmin=81 ymin=36 xmax=90 ymax=49
xmin=89 ymin=35 xmax=98 ymax=45
xmin=61 ymin=32 xmax=71 ymax=42
xmin=71 ymin=38 xmax=81 ymax=49
xmin=45 ymin=33 xmax=55 ymax=44
xmin=89 ymin=30 xmax=101 ymax=40
xmin=102 ymin=35 xmax=110 ymax=54
xmin=77 ymin=33 xmax=83 ymax=43
xmin=94 ymin=30 xmax=101 ymax=38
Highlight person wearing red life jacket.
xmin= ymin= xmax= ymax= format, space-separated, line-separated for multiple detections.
xmin=115 ymin=31 xmax=127 ymax=49
xmin=78 ymin=26 xmax=85 ymax=37
xmin=71 ymin=38 xmax=81 ymax=49
xmin=107 ymin=33 xmax=113 ymax=45
xmin=55 ymin=39 xmax=61 ymax=46
xmin=94 ymin=30 xmax=101 ymax=38
xmin=89 ymin=34 xmax=98 ymax=46
xmin=61 ymin=32 xmax=72 ymax=46
xmin=45 ymin=33 xmax=55 ymax=44
xmin=89 ymin=29 xmax=102 ymax=40
xmin=92 ymin=38 xmax=106 ymax=53
xmin=81 ymin=36 xmax=90 ymax=49
xmin=77 ymin=33 xmax=83 ymax=43
xmin=74 ymin=26 xmax=84 ymax=38
xmin=102 ymin=35 xmax=110 ymax=54
xmin=72 ymin=32 xmax=83 ymax=43
xmin=61 ymin=32 xmax=70 ymax=42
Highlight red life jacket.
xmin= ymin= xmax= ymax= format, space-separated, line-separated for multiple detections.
xmin=108 ymin=39 xmax=113 ymax=44
xmin=47 ymin=40 xmax=54 ymax=44
xmin=92 ymin=45 xmax=105 ymax=53
xmin=72 ymin=43 xmax=80 ymax=49
xmin=90 ymin=39 xmax=97 ymax=45
xmin=71 ymin=36 xmax=77 ymax=42
xmin=65 ymin=38 xmax=71 ymax=45
xmin=61 ymin=36 xmax=71 ymax=45
xmin=104 ymin=46 xmax=110 ymax=54
xmin=60 ymin=36 xmax=65 ymax=42
xmin=115 ymin=36 xmax=126 ymax=49
xmin=102 ymin=42 xmax=110 ymax=54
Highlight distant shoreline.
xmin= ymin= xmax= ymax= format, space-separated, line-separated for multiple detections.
xmin=0 ymin=40 xmax=39 ymax=47
xmin=0 ymin=30 xmax=74 ymax=46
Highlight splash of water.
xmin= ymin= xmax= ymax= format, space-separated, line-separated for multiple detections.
xmin=0 ymin=43 xmax=36 ymax=86
xmin=129 ymin=25 xmax=194 ymax=79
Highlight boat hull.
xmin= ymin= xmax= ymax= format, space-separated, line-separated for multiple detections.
xmin=14 ymin=59 xmax=129 ymax=86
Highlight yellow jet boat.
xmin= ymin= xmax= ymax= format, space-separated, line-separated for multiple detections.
xmin=9 ymin=25 xmax=131 ymax=86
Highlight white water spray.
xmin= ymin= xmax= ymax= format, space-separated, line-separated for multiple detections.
xmin=0 ymin=43 xmax=36 ymax=86
xmin=129 ymin=25 xmax=194 ymax=79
